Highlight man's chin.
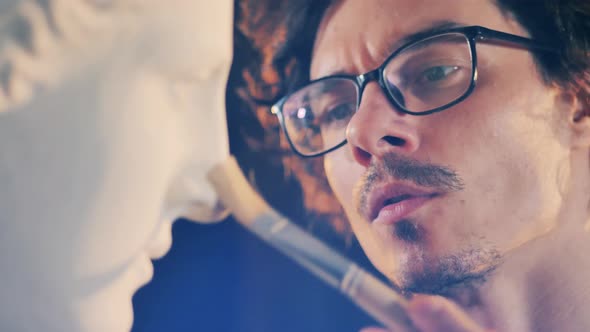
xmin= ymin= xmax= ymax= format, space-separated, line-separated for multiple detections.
xmin=390 ymin=247 xmax=502 ymax=296
xmin=396 ymin=268 xmax=487 ymax=296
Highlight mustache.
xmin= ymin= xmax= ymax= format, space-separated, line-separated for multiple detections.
xmin=357 ymin=153 xmax=464 ymax=216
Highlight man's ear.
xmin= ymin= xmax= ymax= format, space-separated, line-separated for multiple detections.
xmin=566 ymin=88 xmax=590 ymax=148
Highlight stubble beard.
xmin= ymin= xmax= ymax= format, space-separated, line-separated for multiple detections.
xmin=351 ymin=152 xmax=501 ymax=295
xmin=390 ymin=227 xmax=503 ymax=297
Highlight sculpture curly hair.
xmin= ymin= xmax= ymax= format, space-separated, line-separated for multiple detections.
xmin=0 ymin=0 xmax=143 ymax=112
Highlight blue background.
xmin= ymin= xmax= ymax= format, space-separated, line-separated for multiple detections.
xmin=132 ymin=218 xmax=377 ymax=332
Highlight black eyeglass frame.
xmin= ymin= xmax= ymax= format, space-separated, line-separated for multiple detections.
xmin=271 ymin=25 xmax=558 ymax=158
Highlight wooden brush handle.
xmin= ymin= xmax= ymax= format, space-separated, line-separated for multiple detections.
xmin=207 ymin=156 xmax=271 ymax=226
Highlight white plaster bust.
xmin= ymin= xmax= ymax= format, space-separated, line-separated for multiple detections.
xmin=0 ymin=0 xmax=233 ymax=330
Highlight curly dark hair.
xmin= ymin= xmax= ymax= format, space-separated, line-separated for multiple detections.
xmin=495 ymin=1 xmax=590 ymax=97
xmin=231 ymin=0 xmax=351 ymax=238
xmin=232 ymin=0 xmax=590 ymax=236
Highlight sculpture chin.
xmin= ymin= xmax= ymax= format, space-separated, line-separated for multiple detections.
xmin=184 ymin=200 xmax=230 ymax=224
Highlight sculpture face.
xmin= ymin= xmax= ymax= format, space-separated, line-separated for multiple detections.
xmin=0 ymin=1 xmax=233 ymax=331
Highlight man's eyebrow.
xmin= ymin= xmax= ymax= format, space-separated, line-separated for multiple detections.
xmin=318 ymin=20 xmax=464 ymax=78
xmin=381 ymin=20 xmax=464 ymax=57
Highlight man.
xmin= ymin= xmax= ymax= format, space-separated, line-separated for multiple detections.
xmin=268 ymin=0 xmax=590 ymax=331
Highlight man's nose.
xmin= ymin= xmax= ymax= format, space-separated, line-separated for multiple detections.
xmin=346 ymin=83 xmax=420 ymax=167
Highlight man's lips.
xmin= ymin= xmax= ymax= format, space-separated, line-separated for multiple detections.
xmin=365 ymin=183 xmax=439 ymax=224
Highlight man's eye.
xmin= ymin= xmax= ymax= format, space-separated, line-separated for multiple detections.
xmin=419 ymin=65 xmax=460 ymax=83
xmin=321 ymin=103 xmax=355 ymax=127
xmin=329 ymin=104 xmax=354 ymax=120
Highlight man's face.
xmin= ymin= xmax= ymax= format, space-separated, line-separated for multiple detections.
xmin=312 ymin=0 xmax=573 ymax=293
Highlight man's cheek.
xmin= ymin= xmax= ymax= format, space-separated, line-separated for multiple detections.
xmin=324 ymin=153 xmax=361 ymax=208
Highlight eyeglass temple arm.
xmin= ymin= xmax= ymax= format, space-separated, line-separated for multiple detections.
xmin=474 ymin=26 xmax=558 ymax=53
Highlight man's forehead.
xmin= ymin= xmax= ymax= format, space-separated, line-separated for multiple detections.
xmin=310 ymin=0 xmax=515 ymax=79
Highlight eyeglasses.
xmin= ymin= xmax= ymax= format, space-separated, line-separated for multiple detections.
xmin=271 ymin=25 xmax=557 ymax=158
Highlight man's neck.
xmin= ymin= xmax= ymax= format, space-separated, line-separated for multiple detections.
xmin=448 ymin=218 xmax=590 ymax=332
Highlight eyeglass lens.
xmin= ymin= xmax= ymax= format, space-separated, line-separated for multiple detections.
xmin=281 ymin=32 xmax=474 ymax=156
